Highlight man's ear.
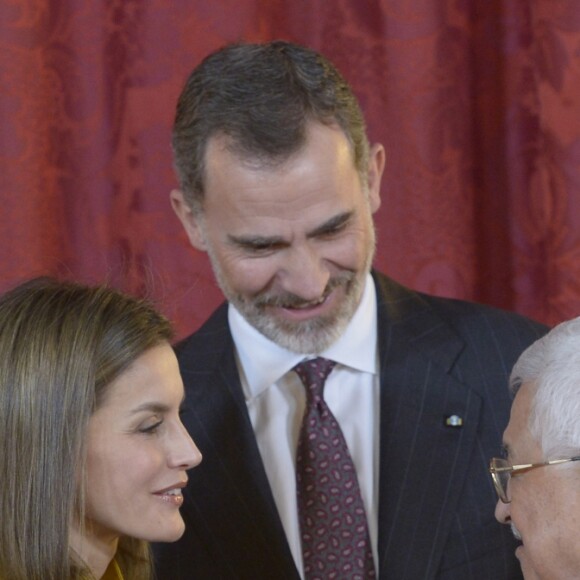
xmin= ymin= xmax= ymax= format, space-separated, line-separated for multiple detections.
xmin=366 ymin=143 xmax=385 ymax=214
xmin=170 ymin=189 xmax=207 ymax=251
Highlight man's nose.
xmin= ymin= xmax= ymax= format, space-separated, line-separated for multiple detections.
xmin=279 ymin=245 xmax=330 ymax=300
xmin=495 ymin=497 xmax=511 ymax=524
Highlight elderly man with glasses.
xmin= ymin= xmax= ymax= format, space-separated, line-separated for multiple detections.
xmin=489 ymin=316 xmax=580 ymax=580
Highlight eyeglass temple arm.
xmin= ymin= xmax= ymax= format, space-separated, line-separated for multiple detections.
xmin=491 ymin=456 xmax=580 ymax=474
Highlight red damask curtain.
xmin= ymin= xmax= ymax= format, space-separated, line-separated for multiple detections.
xmin=1 ymin=0 xmax=579 ymax=338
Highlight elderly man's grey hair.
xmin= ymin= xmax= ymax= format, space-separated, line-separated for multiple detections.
xmin=509 ymin=316 xmax=580 ymax=458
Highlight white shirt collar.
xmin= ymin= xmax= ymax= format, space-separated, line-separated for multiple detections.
xmin=229 ymin=273 xmax=378 ymax=402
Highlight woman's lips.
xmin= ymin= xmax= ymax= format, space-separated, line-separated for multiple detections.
xmin=154 ymin=488 xmax=185 ymax=506
xmin=153 ymin=482 xmax=187 ymax=507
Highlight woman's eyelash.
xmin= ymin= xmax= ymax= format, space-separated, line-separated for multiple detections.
xmin=139 ymin=420 xmax=163 ymax=434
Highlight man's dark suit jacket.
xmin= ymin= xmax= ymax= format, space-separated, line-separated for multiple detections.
xmin=153 ymin=271 xmax=547 ymax=579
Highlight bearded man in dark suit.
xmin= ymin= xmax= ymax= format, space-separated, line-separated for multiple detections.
xmin=153 ymin=41 xmax=546 ymax=580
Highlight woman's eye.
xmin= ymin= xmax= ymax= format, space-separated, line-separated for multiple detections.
xmin=139 ymin=419 xmax=163 ymax=434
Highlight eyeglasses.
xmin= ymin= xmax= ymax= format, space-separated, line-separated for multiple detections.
xmin=489 ymin=456 xmax=580 ymax=503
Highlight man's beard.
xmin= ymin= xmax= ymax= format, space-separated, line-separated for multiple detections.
xmin=205 ymin=220 xmax=376 ymax=354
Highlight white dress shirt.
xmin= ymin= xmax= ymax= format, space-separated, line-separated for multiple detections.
xmin=229 ymin=273 xmax=379 ymax=577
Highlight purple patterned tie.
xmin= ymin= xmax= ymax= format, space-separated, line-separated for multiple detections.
xmin=294 ymin=358 xmax=376 ymax=580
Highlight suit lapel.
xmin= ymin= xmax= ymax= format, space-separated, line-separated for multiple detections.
xmin=373 ymin=273 xmax=483 ymax=579
xmin=177 ymin=304 xmax=299 ymax=578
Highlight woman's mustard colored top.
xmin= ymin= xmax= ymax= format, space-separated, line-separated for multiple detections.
xmin=101 ymin=559 xmax=124 ymax=580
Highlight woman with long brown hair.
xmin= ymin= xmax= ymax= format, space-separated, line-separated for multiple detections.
xmin=0 ymin=278 xmax=201 ymax=579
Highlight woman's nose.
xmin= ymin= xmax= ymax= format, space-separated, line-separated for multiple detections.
xmin=170 ymin=422 xmax=202 ymax=470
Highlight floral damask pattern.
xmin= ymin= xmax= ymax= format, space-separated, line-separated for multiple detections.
xmin=1 ymin=0 xmax=580 ymax=337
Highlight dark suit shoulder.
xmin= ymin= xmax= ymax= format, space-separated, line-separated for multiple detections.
xmin=173 ymin=301 xmax=232 ymax=371
xmin=372 ymin=269 xmax=548 ymax=342
xmin=372 ymin=270 xmax=548 ymax=395
xmin=419 ymin=290 xmax=547 ymax=339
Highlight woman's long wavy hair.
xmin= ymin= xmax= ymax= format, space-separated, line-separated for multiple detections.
xmin=0 ymin=278 xmax=173 ymax=580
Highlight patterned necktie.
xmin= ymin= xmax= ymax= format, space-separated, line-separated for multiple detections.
xmin=294 ymin=358 xmax=376 ymax=580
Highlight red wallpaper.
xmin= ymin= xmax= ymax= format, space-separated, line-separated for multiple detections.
xmin=1 ymin=0 xmax=580 ymax=338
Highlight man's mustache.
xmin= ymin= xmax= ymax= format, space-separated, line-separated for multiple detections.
xmin=254 ymin=272 xmax=354 ymax=308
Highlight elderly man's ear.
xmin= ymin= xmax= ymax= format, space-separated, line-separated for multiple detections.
xmin=170 ymin=189 xmax=207 ymax=251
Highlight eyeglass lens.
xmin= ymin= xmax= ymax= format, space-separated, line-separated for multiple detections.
xmin=491 ymin=458 xmax=511 ymax=503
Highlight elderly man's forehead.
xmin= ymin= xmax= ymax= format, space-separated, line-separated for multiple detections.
xmin=503 ymin=382 xmax=537 ymax=457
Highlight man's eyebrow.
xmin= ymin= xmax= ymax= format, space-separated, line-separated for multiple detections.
xmin=307 ymin=211 xmax=354 ymax=237
xmin=227 ymin=233 xmax=286 ymax=248
xmin=226 ymin=211 xmax=354 ymax=249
